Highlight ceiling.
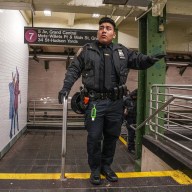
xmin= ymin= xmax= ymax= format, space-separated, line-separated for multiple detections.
xmin=0 ymin=0 xmax=192 ymax=61
xmin=0 ymin=0 xmax=192 ymax=26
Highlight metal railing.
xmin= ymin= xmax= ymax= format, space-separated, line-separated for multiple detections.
xmin=61 ymin=96 xmax=68 ymax=181
xmin=27 ymin=98 xmax=63 ymax=125
xmin=137 ymin=84 xmax=192 ymax=154
xmin=27 ymin=97 xmax=84 ymax=127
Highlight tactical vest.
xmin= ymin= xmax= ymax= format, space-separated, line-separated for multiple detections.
xmin=82 ymin=42 xmax=129 ymax=91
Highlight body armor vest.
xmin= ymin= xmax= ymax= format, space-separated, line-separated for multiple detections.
xmin=82 ymin=42 xmax=129 ymax=91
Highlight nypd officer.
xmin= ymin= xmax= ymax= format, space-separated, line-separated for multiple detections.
xmin=58 ymin=17 xmax=165 ymax=185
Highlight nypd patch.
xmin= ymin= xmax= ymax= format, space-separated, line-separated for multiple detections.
xmin=118 ymin=49 xmax=125 ymax=59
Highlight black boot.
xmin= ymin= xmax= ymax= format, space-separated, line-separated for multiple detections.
xmin=101 ymin=166 xmax=118 ymax=182
xmin=90 ymin=168 xmax=101 ymax=185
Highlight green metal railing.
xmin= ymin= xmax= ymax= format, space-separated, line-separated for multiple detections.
xmin=134 ymin=84 xmax=192 ymax=156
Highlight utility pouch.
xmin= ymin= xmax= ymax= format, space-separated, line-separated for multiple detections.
xmin=111 ymin=87 xmax=119 ymax=101
xmin=112 ymin=84 xmax=127 ymax=100
xmin=122 ymin=85 xmax=128 ymax=96
xmin=118 ymin=85 xmax=124 ymax=99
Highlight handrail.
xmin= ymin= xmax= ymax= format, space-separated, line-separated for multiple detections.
xmin=61 ymin=96 xmax=68 ymax=181
xmin=33 ymin=100 xmax=36 ymax=125
xmin=27 ymin=98 xmax=85 ymax=130
xmin=132 ymin=84 xmax=192 ymax=155
xmin=135 ymin=96 xmax=175 ymax=130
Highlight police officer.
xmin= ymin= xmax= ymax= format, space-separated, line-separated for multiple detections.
xmin=124 ymin=89 xmax=137 ymax=154
xmin=58 ymin=17 xmax=165 ymax=185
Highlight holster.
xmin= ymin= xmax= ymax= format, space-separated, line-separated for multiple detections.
xmin=80 ymin=86 xmax=89 ymax=105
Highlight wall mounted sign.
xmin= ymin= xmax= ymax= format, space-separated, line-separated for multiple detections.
xmin=24 ymin=27 xmax=97 ymax=46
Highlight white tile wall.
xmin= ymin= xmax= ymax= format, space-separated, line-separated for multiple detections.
xmin=0 ymin=10 xmax=29 ymax=151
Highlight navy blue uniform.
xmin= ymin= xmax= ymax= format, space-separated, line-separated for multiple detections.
xmin=62 ymin=41 xmax=154 ymax=171
xmin=63 ymin=41 xmax=154 ymax=92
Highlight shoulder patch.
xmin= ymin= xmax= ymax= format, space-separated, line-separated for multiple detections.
xmin=76 ymin=47 xmax=83 ymax=57
xmin=118 ymin=49 xmax=125 ymax=59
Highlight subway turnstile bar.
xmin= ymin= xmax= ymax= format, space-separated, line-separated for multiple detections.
xmin=61 ymin=96 xmax=68 ymax=181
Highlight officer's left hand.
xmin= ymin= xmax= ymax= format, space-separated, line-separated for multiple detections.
xmin=58 ymin=89 xmax=68 ymax=104
xmin=149 ymin=53 xmax=166 ymax=64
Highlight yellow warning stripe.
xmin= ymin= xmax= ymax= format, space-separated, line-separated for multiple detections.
xmin=117 ymin=170 xmax=192 ymax=185
xmin=0 ymin=138 xmax=191 ymax=185
xmin=117 ymin=137 xmax=192 ymax=185
xmin=0 ymin=170 xmax=191 ymax=185
xmin=119 ymin=136 xmax=127 ymax=146
xmin=118 ymin=134 xmax=192 ymax=184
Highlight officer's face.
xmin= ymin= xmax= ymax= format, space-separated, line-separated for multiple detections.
xmin=97 ymin=22 xmax=116 ymax=45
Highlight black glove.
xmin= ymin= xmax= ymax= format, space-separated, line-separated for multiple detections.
xmin=148 ymin=53 xmax=166 ymax=64
xmin=58 ymin=89 xmax=68 ymax=104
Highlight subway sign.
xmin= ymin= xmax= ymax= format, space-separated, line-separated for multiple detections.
xmin=24 ymin=27 xmax=97 ymax=46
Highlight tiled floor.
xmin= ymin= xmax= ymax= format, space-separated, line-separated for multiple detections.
xmin=0 ymin=129 xmax=191 ymax=191
xmin=0 ymin=129 xmax=134 ymax=173
xmin=0 ymin=177 xmax=188 ymax=192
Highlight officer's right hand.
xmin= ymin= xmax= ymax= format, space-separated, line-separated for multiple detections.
xmin=58 ymin=89 xmax=68 ymax=104
xmin=148 ymin=53 xmax=166 ymax=64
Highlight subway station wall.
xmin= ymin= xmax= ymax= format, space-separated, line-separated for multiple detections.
xmin=0 ymin=10 xmax=29 ymax=152
xmin=28 ymin=62 xmax=192 ymax=101
xmin=28 ymin=20 xmax=192 ymax=99
xmin=28 ymin=60 xmax=81 ymax=100
xmin=0 ymin=9 xmax=191 ymax=156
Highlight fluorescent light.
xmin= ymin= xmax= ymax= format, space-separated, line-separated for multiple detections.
xmin=44 ymin=10 xmax=52 ymax=16
xmin=92 ymin=13 xmax=100 ymax=18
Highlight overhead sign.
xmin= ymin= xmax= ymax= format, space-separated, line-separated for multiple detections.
xmin=24 ymin=27 xmax=97 ymax=46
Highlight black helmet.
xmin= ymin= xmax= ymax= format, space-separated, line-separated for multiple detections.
xmin=71 ymin=92 xmax=86 ymax=114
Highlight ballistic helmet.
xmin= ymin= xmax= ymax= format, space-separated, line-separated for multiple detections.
xmin=71 ymin=92 xmax=86 ymax=114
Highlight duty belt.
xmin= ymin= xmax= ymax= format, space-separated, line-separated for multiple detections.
xmin=87 ymin=85 xmax=127 ymax=101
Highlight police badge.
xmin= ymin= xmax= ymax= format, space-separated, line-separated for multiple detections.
xmin=118 ymin=49 xmax=125 ymax=59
